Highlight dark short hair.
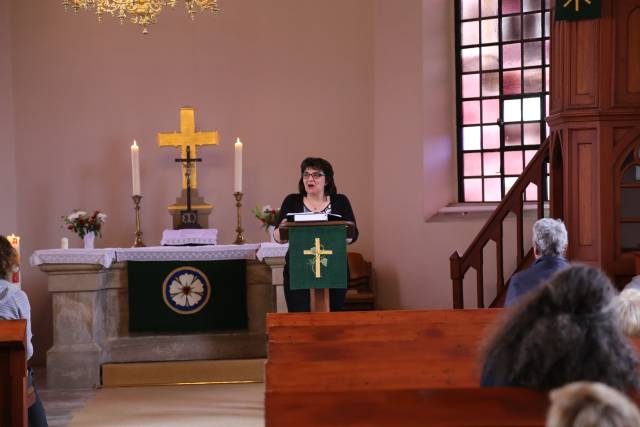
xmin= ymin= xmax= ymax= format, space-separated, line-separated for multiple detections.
xmin=482 ymin=265 xmax=639 ymax=391
xmin=297 ymin=157 xmax=337 ymax=196
xmin=0 ymin=235 xmax=17 ymax=280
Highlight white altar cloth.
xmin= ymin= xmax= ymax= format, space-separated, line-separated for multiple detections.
xmin=255 ymin=242 xmax=288 ymax=261
xmin=30 ymin=249 xmax=117 ymax=268
xmin=30 ymin=243 xmax=289 ymax=268
xmin=115 ymin=244 xmax=259 ymax=262
xmin=160 ymin=229 xmax=218 ymax=246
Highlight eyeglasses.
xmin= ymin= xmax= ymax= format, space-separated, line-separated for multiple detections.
xmin=302 ymin=172 xmax=325 ymax=180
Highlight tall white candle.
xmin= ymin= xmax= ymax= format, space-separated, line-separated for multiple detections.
xmin=131 ymin=140 xmax=141 ymax=196
xmin=234 ymin=137 xmax=243 ymax=193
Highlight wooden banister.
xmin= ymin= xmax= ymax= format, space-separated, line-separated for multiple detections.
xmin=450 ymin=138 xmax=552 ymax=309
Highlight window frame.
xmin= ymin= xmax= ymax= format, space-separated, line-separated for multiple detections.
xmin=454 ymin=0 xmax=551 ymax=203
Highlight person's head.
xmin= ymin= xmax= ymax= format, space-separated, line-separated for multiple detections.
xmin=617 ymin=279 xmax=640 ymax=336
xmin=546 ymin=382 xmax=640 ymax=427
xmin=297 ymin=157 xmax=337 ymax=197
xmin=532 ymin=218 xmax=568 ymax=258
xmin=0 ymin=235 xmax=18 ymax=281
xmin=484 ymin=265 xmax=638 ymax=391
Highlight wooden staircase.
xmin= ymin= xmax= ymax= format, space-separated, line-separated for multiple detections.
xmin=450 ymin=136 xmax=563 ymax=308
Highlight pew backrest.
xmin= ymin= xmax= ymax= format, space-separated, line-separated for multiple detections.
xmin=266 ymin=309 xmax=640 ymax=392
xmin=0 ymin=319 xmax=28 ymax=427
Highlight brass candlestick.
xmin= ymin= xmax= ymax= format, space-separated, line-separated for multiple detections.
xmin=132 ymin=195 xmax=146 ymax=247
xmin=233 ymin=192 xmax=245 ymax=244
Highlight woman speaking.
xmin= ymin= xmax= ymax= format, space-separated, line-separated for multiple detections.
xmin=274 ymin=157 xmax=358 ymax=312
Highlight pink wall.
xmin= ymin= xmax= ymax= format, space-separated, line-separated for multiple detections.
xmin=9 ymin=0 xmax=374 ymax=364
xmin=7 ymin=0 xmax=505 ymax=364
xmin=373 ymin=0 xmax=494 ymax=309
xmin=0 ymin=0 xmax=16 ymax=234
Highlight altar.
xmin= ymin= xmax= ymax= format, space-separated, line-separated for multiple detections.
xmin=31 ymin=243 xmax=288 ymax=389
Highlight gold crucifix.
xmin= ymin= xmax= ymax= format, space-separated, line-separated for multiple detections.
xmin=303 ymin=238 xmax=333 ymax=278
xmin=158 ymin=107 xmax=219 ymax=189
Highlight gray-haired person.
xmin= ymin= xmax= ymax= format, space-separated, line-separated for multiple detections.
xmin=505 ymin=218 xmax=569 ymax=307
xmin=617 ymin=275 xmax=640 ymax=336
xmin=547 ymin=382 xmax=640 ymax=427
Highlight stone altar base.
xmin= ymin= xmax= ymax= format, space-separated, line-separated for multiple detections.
xmin=38 ymin=259 xmax=279 ymax=389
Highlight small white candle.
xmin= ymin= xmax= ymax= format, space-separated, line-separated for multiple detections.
xmin=8 ymin=234 xmax=19 ymax=258
xmin=234 ymin=137 xmax=243 ymax=193
xmin=61 ymin=237 xmax=69 ymax=249
xmin=131 ymin=140 xmax=141 ymax=196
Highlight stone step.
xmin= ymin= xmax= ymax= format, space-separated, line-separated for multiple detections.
xmin=101 ymin=358 xmax=265 ymax=387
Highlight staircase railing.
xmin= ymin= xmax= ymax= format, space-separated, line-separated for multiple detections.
xmin=450 ymin=138 xmax=551 ymax=309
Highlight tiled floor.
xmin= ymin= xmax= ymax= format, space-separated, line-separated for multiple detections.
xmin=34 ymin=367 xmax=96 ymax=427
xmin=34 ymin=367 xmax=264 ymax=427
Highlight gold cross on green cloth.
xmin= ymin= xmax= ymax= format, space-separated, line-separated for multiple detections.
xmin=303 ymin=238 xmax=333 ymax=278
xmin=563 ymin=0 xmax=591 ymax=12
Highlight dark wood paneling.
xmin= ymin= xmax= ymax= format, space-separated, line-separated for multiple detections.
xmin=569 ymin=21 xmax=599 ymax=107
xmin=613 ymin=2 xmax=640 ymax=106
xmin=569 ymin=128 xmax=599 ymax=261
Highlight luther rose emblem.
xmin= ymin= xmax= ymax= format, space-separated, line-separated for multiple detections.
xmin=162 ymin=267 xmax=211 ymax=314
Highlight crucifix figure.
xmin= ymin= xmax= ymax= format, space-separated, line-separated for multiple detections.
xmin=158 ymin=107 xmax=218 ymax=229
xmin=303 ymin=238 xmax=334 ymax=278
xmin=175 ymin=145 xmax=202 ymax=229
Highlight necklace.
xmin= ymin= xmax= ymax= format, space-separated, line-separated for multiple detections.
xmin=305 ymin=196 xmax=328 ymax=212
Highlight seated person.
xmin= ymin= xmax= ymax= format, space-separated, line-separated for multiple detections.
xmin=0 ymin=235 xmax=48 ymax=426
xmin=481 ymin=265 xmax=639 ymax=391
xmin=617 ymin=275 xmax=640 ymax=336
xmin=546 ymin=382 xmax=640 ymax=427
xmin=505 ymin=218 xmax=569 ymax=307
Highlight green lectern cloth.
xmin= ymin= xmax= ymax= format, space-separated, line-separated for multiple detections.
xmin=289 ymin=225 xmax=348 ymax=290
xmin=128 ymin=260 xmax=247 ymax=333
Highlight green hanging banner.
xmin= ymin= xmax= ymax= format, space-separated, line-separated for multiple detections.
xmin=555 ymin=0 xmax=601 ymax=21
xmin=289 ymin=225 xmax=348 ymax=290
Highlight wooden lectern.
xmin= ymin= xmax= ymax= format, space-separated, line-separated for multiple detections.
xmin=279 ymin=220 xmax=356 ymax=312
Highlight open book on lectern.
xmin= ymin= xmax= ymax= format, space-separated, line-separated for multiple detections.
xmin=286 ymin=212 xmax=342 ymax=222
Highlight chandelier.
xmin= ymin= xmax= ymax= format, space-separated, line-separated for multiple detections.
xmin=62 ymin=0 xmax=220 ymax=34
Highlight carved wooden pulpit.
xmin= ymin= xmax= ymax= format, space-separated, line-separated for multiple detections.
xmin=548 ymin=1 xmax=640 ymax=285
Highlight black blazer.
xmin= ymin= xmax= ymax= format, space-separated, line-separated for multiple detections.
xmin=275 ymin=193 xmax=359 ymax=243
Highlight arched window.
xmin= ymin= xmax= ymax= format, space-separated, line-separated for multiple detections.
xmin=618 ymin=145 xmax=640 ymax=252
xmin=456 ymin=0 xmax=550 ymax=202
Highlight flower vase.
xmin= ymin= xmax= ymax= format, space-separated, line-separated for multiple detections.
xmin=83 ymin=232 xmax=95 ymax=249
xmin=267 ymin=225 xmax=276 ymax=243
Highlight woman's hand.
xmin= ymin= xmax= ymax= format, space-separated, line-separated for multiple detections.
xmin=273 ymin=219 xmax=287 ymax=243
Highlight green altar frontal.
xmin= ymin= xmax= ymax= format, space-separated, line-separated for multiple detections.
xmin=128 ymin=260 xmax=247 ymax=333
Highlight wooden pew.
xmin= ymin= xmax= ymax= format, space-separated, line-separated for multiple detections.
xmin=265 ymin=309 xmax=640 ymax=426
xmin=266 ymin=309 xmax=503 ymax=392
xmin=266 ymin=388 xmax=640 ymax=427
xmin=267 ymin=309 xmax=640 ymax=393
xmin=0 ymin=319 xmax=28 ymax=427
xmin=266 ymin=387 xmax=552 ymax=427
